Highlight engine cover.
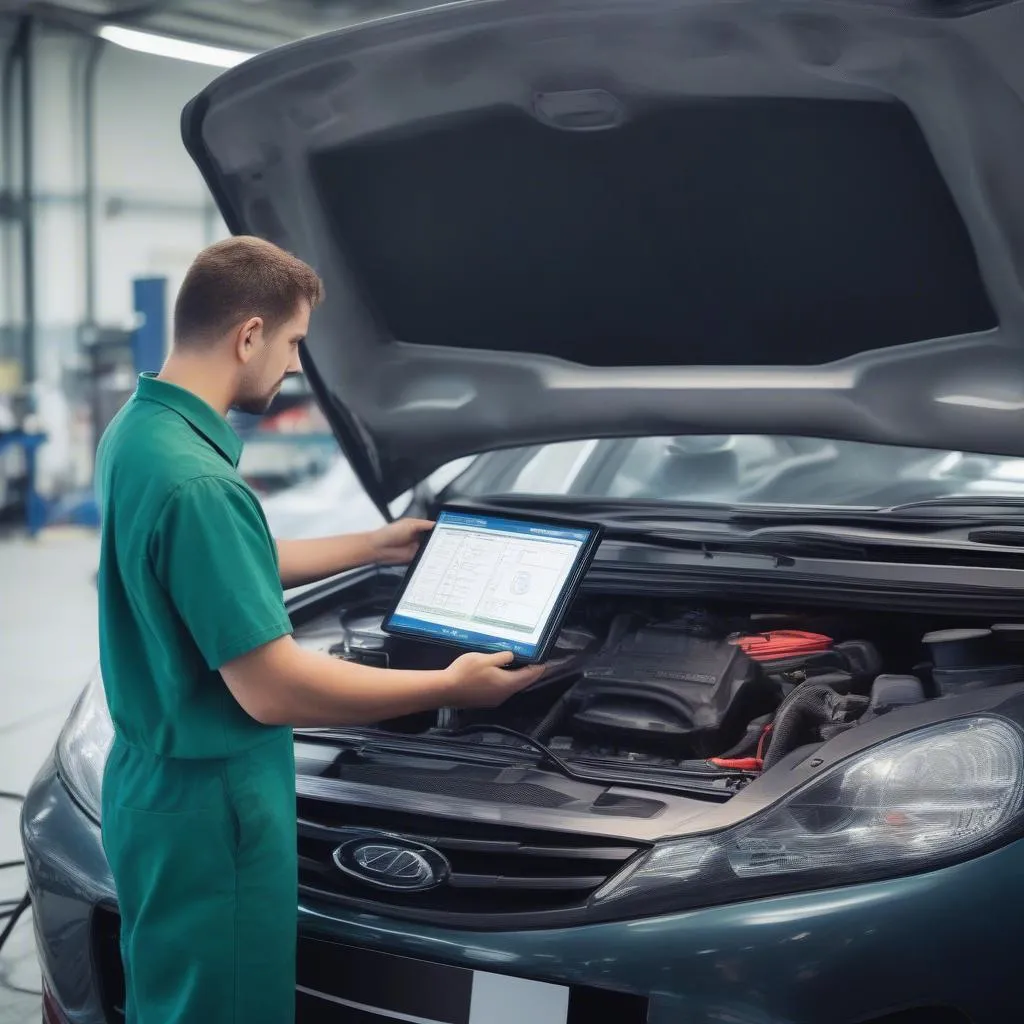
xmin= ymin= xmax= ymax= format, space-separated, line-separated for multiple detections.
xmin=568 ymin=619 xmax=776 ymax=758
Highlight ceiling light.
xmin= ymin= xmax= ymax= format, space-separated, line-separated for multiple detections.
xmin=98 ymin=25 xmax=256 ymax=68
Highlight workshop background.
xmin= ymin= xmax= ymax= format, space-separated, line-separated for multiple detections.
xmin=0 ymin=4 xmax=419 ymax=1019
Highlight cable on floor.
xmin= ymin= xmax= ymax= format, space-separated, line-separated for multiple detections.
xmin=0 ymin=789 xmax=41 ymax=997
xmin=0 ymin=791 xmax=31 ymax=957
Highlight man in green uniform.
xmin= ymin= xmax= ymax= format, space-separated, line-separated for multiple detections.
xmin=95 ymin=236 xmax=544 ymax=1024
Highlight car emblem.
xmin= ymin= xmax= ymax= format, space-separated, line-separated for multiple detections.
xmin=332 ymin=835 xmax=450 ymax=892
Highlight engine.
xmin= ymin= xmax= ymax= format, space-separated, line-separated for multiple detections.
xmin=568 ymin=619 xmax=770 ymax=758
xmin=326 ymin=597 xmax=1024 ymax=772
xmin=546 ymin=611 xmax=883 ymax=761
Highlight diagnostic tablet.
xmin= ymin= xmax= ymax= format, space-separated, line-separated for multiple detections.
xmin=382 ymin=506 xmax=603 ymax=664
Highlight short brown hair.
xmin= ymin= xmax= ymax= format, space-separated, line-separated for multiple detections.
xmin=173 ymin=236 xmax=324 ymax=346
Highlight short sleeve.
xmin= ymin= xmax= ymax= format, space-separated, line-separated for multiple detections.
xmin=150 ymin=476 xmax=292 ymax=670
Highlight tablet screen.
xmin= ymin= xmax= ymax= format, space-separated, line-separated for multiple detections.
xmin=383 ymin=509 xmax=600 ymax=661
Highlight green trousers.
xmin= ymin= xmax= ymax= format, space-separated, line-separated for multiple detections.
xmin=101 ymin=730 xmax=297 ymax=1024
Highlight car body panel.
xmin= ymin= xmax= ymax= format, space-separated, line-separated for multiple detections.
xmin=183 ymin=0 xmax=1024 ymax=515
xmin=22 ymin=750 xmax=1018 ymax=1024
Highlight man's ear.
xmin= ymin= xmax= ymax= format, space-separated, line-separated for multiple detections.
xmin=234 ymin=317 xmax=264 ymax=364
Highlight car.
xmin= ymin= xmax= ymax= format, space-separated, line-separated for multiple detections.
xmin=22 ymin=0 xmax=1024 ymax=1021
xmin=259 ymin=453 xmax=476 ymax=541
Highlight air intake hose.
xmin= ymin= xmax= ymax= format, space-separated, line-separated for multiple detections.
xmin=761 ymin=684 xmax=865 ymax=770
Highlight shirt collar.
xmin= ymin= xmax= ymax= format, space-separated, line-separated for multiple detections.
xmin=135 ymin=373 xmax=243 ymax=467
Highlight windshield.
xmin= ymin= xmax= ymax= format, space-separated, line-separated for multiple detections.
xmin=447 ymin=436 xmax=1024 ymax=509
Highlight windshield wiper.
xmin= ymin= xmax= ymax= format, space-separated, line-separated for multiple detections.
xmin=452 ymin=497 xmax=1024 ymax=565
xmin=458 ymin=494 xmax=761 ymax=523
xmin=461 ymin=493 xmax=1024 ymax=541
xmin=459 ymin=493 xmax=973 ymax=531
xmin=603 ymin=522 xmax=876 ymax=556
xmin=886 ymin=495 xmax=1024 ymax=516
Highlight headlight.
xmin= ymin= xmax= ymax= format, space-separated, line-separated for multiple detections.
xmin=594 ymin=716 xmax=1024 ymax=913
xmin=56 ymin=670 xmax=114 ymax=823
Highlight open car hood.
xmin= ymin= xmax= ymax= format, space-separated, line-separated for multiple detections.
xmin=182 ymin=0 xmax=1024 ymax=515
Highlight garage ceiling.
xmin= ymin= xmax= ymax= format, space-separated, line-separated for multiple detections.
xmin=4 ymin=0 xmax=433 ymax=50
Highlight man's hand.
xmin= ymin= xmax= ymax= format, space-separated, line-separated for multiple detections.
xmin=276 ymin=518 xmax=433 ymax=588
xmin=221 ymin=637 xmax=546 ymax=728
xmin=443 ymin=651 xmax=546 ymax=707
xmin=371 ymin=518 xmax=434 ymax=566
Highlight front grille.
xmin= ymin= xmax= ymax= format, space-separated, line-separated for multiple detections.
xmin=297 ymin=797 xmax=646 ymax=924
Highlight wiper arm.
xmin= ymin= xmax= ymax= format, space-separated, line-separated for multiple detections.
xmin=442 ymin=724 xmax=590 ymax=777
xmin=621 ymin=521 xmax=1024 ymax=560
xmin=454 ymin=493 xmax=741 ymax=524
xmin=886 ymin=496 xmax=1024 ymax=516
xmin=461 ymin=495 xmax=1024 ymax=555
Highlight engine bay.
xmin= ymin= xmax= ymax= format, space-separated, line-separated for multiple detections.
xmin=295 ymin=580 xmax=1024 ymax=785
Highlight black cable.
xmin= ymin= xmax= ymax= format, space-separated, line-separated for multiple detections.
xmin=444 ymin=724 xmax=582 ymax=776
xmin=0 ymin=895 xmax=39 ymax=993
xmin=0 ymin=791 xmax=31 ymax=953
xmin=0 ymin=856 xmax=27 ymax=921
xmin=443 ymin=724 xmax=748 ymax=787
xmin=0 ymin=795 xmax=28 ymax=887
xmin=530 ymin=690 xmax=572 ymax=742
xmin=1 ymin=981 xmax=43 ymax=997
xmin=0 ymin=893 xmax=29 ymax=954
xmin=0 ymin=789 xmax=34 ymax=1001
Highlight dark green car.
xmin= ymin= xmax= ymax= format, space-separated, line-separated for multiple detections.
xmin=23 ymin=0 xmax=1024 ymax=1021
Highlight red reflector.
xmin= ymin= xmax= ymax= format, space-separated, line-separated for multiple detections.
xmin=731 ymin=630 xmax=833 ymax=661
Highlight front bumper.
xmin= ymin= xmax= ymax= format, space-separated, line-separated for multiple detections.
xmin=22 ymin=751 xmax=1023 ymax=1024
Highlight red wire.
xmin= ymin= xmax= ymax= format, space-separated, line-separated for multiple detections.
xmin=708 ymin=722 xmax=775 ymax=774
xmin=709 ymin=756 xmax=763 ymax=772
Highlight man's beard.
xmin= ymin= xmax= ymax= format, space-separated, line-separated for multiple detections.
xmin=232 ymin=376 xmax=284 ymax=416
xmin=232 ymin=393 xmax=276 ymax=415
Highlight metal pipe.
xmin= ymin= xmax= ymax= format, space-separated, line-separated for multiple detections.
xmin=2 ymin=26 xmax=22 ymax=332
xmin=1 ymin=28 xmax=17 ymax=188
xmin=82 ymin=37 xmax=105 ymax=328
xmin=19 ymin=15 xmax=36 ymax=385
xmin=203 ymin=197 xmax=218 ymax=245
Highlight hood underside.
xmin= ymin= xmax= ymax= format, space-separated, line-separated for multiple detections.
xmin=182 ymin=0 xmax=1024 ymax=512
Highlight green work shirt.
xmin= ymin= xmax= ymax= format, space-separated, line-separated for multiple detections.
xmin=95 ymin=372 xmax=293 ymax=759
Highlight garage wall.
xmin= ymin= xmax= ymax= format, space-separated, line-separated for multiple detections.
xmin=90 ymin=40 xmax=228 ymax=326
xmin=1 ymin=17 xmax=233 ymax=489
xmin=2 ymin=19 xmax=230 ymax=384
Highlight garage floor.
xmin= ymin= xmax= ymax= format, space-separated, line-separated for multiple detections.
xmin=0 ymin=529 xmax=100 ymax=1023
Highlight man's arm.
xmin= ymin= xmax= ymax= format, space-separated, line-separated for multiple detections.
xmin=220 ymin=637 xmax=544 ymax=727
xmin=151 ymin=481 xmax=538 ymax=726
xmin=276 ymin=533 xmax=377 ymax=589
xmin=276 ymin=518 xmax=433 ymax=588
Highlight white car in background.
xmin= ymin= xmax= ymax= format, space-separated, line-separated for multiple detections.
xmin=260 ymin=455 xmax=385 ymax=539
xmin=261 ymin=454 xmax=476 ymax=540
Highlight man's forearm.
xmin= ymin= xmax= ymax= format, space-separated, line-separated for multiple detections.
xmin=276 ymin=533 xmax=378 ymax=588
xmin=223 ymin=638 xmax=458 ymax=727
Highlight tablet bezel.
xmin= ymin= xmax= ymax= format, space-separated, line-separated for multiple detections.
xmin=380 ymin=504 xmax=604 ymax=665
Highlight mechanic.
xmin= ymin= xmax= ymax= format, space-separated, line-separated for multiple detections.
xmin=94 ymin=236 xmax=544 ymax=1024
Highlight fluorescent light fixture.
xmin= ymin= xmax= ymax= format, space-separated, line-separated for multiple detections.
xmin=99 ymin=25 xmax=256 ymax=68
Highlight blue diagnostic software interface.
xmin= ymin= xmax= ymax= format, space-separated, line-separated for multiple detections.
xmin=387 ymin=511 xmax=594 ymax=659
